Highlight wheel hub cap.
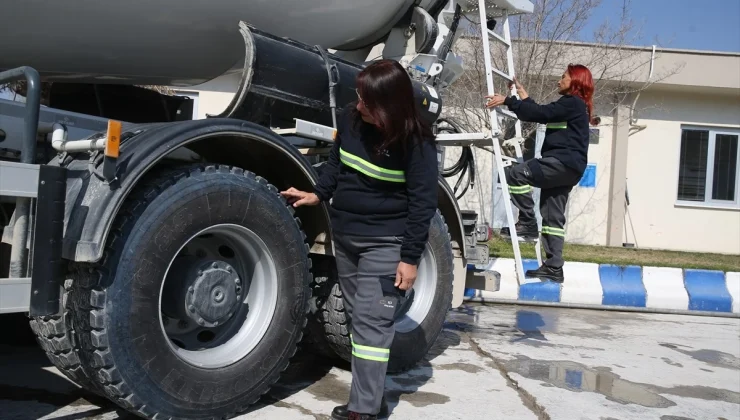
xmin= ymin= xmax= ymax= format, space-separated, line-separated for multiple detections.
xmin=186 ymin=261 xmax=241 ymax=328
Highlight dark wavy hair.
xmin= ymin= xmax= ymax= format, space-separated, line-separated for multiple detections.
xmin=350 ymin=59 xmax=434 ymax=155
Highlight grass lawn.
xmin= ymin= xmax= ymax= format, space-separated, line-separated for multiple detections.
xmin=488 ymin=235 xmax=740 ymax=272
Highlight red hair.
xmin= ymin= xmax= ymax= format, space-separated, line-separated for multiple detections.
xmin=567 ymin=64 xmax=597 ymax=126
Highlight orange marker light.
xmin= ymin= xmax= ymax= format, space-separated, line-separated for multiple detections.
xmin=105 ymin=120 xmax=122 ymax=158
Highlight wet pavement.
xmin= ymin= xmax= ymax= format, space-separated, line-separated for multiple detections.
xmin=1 ymin=305 xmax=739 ymax=420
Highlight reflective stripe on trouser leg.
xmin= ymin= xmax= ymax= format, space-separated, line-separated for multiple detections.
xmin=504 ymin=162 xmax=537 ymax=224
xmin=539 ymin=185 xmax=572 ymax=268
xmin=541 ymin=226 xmax=565 ymax=237
xmin=508 ymin=185 xmax=532 ymax=194
xmin=351 ymin=334 xmax=390 ymax=362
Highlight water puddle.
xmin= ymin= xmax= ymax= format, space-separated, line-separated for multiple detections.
xmin=503 ymin=356 xmax=740 ymax=407
xmin=434 ymin=362 xmax=484 ymax=374
xmin=659 ymin=343 xmax=740 ymax=370
xmin=385 ymin=389 xmax=450 ymax=408
xmin=662 ymin=357 xmax=683 ymax=367
xmin=292 ymin=372 xmax=349 ymax=405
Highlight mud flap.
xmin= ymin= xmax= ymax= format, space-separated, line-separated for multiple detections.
xmin=29 ymin=165 xmax=66 ymax=317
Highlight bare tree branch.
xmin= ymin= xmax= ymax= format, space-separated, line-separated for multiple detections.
xmin=441 ymin=0 xmax=683 ymax=156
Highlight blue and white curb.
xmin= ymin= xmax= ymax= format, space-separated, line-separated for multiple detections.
xmin=464 ymin=258 xmax=740 ymax=316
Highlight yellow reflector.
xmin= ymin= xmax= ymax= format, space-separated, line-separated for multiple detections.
xmin=105 ymin=120 xmax=122 ymax=158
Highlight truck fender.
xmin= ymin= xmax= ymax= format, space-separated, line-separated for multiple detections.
xmin=436 ymin=175 xmax=466 ymax=260
xmin=60 ymin=118 xmax=332 ymax=263
xmin=435 ymin=174 xmax=469 ymax=308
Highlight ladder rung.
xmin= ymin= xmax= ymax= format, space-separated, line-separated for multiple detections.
xmin=491 ymin=67 xmax=513 ymax=82
xmin=436 ymin=132 xmax=489 ymax=141
xmin=486 ymin=29 xmax=511 ymax=47
xmin=495 ymin=107 xmax=518 ymax=119
xmin=435 ymin=132 xmax=491 ymax=147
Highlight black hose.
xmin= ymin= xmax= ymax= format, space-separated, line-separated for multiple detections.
xmin=437 ymin=117 xmax=476 ymax=199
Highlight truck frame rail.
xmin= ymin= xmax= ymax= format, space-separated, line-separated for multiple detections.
xmin=0 ymin=66 xmax=67 ymax=317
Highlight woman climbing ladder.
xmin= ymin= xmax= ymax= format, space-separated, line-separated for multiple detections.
xmin=485 ymin=64 xmax=598 ymax=283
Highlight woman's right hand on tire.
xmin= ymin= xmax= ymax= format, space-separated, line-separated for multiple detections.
xmin=280 ymin=187 xmax=320 ymax=207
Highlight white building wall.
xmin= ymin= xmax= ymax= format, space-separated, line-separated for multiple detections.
xmin=625 ymin=89 xmax=740 ymax=254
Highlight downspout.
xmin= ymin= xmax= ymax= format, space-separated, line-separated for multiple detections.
xmin=623 ymin=45 xmax=656 ymax=248
xmin=629 ymin=45 xmax=656 ymax=135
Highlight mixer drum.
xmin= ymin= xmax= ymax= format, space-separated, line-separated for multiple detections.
xmin=0 ymin=0 xmax=421 ymax=86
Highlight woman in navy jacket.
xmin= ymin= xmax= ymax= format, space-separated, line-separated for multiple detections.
xmin=485 ymin=64 xmax=598 ymax=283
xmin=280 ymin=59 xmax=438 ymax=420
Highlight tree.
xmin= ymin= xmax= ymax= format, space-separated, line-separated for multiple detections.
xmin=440 ymin=0 xmax=683 ymax=157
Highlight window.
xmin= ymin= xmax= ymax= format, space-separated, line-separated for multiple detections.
xmin=677 ymin=126 xmax=740 ymax=208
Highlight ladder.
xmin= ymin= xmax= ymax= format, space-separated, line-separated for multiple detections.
xmin=475 ymin=0 xmax=542 ymax=283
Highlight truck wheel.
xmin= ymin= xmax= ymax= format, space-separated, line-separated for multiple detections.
xmin=315 ymin=211 xmax=454 ymax=373
xmin=70 ymin=165 xmax=311 ymax=419
xmin=302 ymin=273 xmax=343 ymax=359
xmin=29 ymin=279 xmax=100 ymax=394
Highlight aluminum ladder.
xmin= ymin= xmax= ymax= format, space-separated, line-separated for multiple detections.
xmin=476 ymin=0 xmax=542 ymax=283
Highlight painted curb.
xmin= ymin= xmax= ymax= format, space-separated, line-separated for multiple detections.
xmin=464 ymin=258 xmax=740 ymax=316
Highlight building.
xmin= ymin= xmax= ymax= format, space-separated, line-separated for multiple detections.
xmin=179 ymin=41 xmax=740 ymax=255
xmin=438 ymin=39 xmax=740 ymax=255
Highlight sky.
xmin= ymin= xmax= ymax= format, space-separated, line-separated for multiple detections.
xmin=582 ymin=0 xmax=740 ymax=52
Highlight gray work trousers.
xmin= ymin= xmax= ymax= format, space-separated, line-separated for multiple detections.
xmin=504 ymin=156 xmax=582 ymax=268
xmin=334 ymin=233 xmax=403 ymax=415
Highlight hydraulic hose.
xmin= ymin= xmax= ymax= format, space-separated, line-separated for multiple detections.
xmin=437 ymin=117 xmax=476 ymax=200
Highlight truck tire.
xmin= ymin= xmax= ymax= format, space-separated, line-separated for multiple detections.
xmin=302 ymin=273 xmax=343 ymax=360
xmin=29 ymin=279 xmax=100 ymax=394
xmin=69 ymin=165 xmax=312 ymax=419
xmin=313 ymin=211 xmax=454 ymax=373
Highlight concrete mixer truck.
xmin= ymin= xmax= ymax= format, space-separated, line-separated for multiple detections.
xmin=0 ymin=0 xmax=534 ymax=418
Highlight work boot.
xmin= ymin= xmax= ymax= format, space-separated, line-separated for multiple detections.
xmin=525 ymin=264 xmax=564 ymax=282
xmin=500 ymin=223 xmax=539 ymax=241
xmin=332 ymin=397 xmax=388 ymax=420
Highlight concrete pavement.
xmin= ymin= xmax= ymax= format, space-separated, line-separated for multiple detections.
xmin=0 ymin=305 xmax=738 ymax=419
xmin=449 ymin=305 xmax=740 ymax=420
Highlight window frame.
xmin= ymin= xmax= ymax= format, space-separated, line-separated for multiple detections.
xmin=675 ymin=124 xmax=740 ymax=210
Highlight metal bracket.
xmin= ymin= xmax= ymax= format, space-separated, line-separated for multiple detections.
xmin=0 ymin=277 xmax=31 ymax=314
xmin=102 ymin=156 xmax=117 ymax=182
xmin=0 ymin=161 xmax=39 ymax=198
xmin=274 ymin=119 xmax=337 ymax=143
xmin=465 ymin=264 xmax=501 ymax=292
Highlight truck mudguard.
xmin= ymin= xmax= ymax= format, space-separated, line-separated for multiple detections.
xmin=56 ymin=119 xmax=467 ymax=263
xmin=58 ymin=118 xmax=330 ymax=262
